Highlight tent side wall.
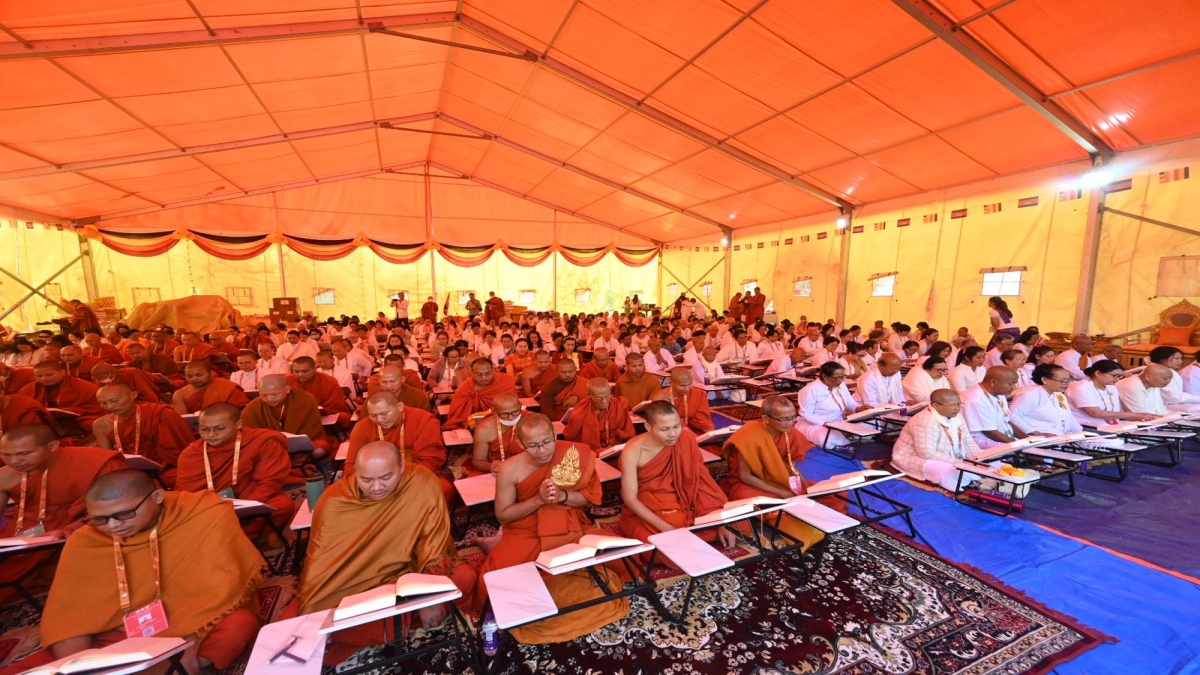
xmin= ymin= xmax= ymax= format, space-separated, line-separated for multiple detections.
xmin=0 ymin=226 xmax=91 ymax=330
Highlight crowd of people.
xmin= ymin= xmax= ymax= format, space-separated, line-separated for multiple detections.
xmin=0 ymin=292 xmax=1197 ymax=673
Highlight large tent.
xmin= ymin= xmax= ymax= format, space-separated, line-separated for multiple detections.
xmin=1 ymin=0 xmax=1199 ymax=333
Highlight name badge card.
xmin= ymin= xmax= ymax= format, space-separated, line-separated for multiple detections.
xmin=124 ymin=598 xmax=169 ymax=638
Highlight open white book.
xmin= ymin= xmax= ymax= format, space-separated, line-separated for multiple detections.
xmin=972 ymin=437 xmax=1036 ymax=462
xmin=1028 ymin=431 xmax=1097 ymax=447
xmin=906 ymin=401 xmax=929 ymax=415
xmin=333 ymin=573 xmax=459 ymax=622
xmin=282 ymin=434 xmax=315 ymax=454
xmin=692 ymin=496 xmax=788 ymax=526
xmin=709 ymin=374 xmax=748 ymax=384
xmin=630 ymin=399 xmax=654 ymax=415
xmin=122 ymin=454 xmax=163 ymax=472
xmin=20 ymin=637 xmax=187 ymax=675
xmin=696 ymin=425 xmax=740 ymax=445
xmin=804 ymin=469 xmax=891 ymax=494
xmin=844 ymin=405 xmax=902 ymax=423
xmin=0 ymin=534 xmax=62 ymax=550
xmin=597 ymin=443 xmax=625 ymax=460
xmin=442 ymin=429 xmax=473 ymax=446
xmin=48 ymin=408 xmax=80 ymax=420
xmin=535 ymin=534 xmax=642 ymax=569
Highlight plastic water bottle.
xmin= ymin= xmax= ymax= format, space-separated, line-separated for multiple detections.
xmin=704 ymin=373 xmax=711 ymax=386
xmin=482 ymin=612 xmax=499 ymax=656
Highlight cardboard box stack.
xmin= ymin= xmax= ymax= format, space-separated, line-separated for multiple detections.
xmin=269 ymin=297 xmax=300 ymax=325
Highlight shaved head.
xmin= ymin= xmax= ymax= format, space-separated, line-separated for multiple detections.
xmin=640 ymin=399 xmax=679 ymax=424
xmin=260 ymin=374 xmax=288 ymax=390
xmin=87 ymin=468 xmax=155 ymax=502
xmin=586 ymin=378 xmax=611 ymax=396
xmin=762 ymin=395 xmax=794 ymax=418
xmin=930 ymin=389 xmax=960 ymax=406
xmin=2 ymin=423 xmax=58 ymax=447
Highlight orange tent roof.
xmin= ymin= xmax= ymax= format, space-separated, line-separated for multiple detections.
xmin=1 ymin=0 xmax=1197 ymax=244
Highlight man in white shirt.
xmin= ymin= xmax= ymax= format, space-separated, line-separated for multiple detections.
xmin=1053 ymin=334 xmax=1094 ymax=381
xmin=886 ymin=325 xmax=910 ymax=353
xmin=476 ymin=331 xmax=506 ymax=367
xmin=535 ymin=313 xmax=555 ymax=343
xmin=891 ymin=389 xmax=983 ymax=490
xmin=392 ymin=292 xmax=409 ymax=320
xmin=854 ymin=353 xmax=906 ymax=408
xmin=315 ymin=350 xmax=356 ymax=389
xmin=961 ymin=367 xmax=1021 ymax=449
xmin=330 ymin=339 xmax=373 ymax=386
xmin=230 ymin=350 xmax=262 ymax=393
xmin=983 ymin=334 xmax=1015 ymax=369
xmin=681 ymin=334 xmax=707 ymax=371
xmin=716 ymin=330 xmax=758 ymax=364
xmin=859 ymin=340 xmax=881 ymax=369
xmin=278 ymin=330 xmax=319 ymax=363
xmin=797 ymin=324 xmax=823 ymax=355
xmin=591 ymin=327 xmax=619 ymax=354
xmin=1093 ymin=344 xmax=1124 ymax=364
xmin=640 ymin=335 xmax=675 ymax=375
xmin=1116 ymin=363 xmax=1173 ymax=415
xmin=256 ymin=341 xmax=290 ymax=375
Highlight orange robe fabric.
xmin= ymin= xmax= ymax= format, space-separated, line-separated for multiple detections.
xmin=87 ymin=343 xmax=124 ymax=365
xmin=174 ymin=343 xmax=215 ymax=363
xmin=721 ymin=421 xmax=825 ymax=549
xmin=618 ymin=429 xmax=729 ymax=548
xmin=421 ymin=301 xmax=438 ymax=321
xmin=614 ymin=374 xmax=663 ymax=407
xmin=474 ymin=442 xmax=628 ymax=643
xmin=360 ymin=382 xmax=430 ymax=412
xmin=539 ymin=376 xmax=590 ymax=422
xmin=443 ymin=372 xmax=518 ymax=430
xmin=289 ymin=467 xmax=475 ymax=664
xmin=63 ymin=356 xmax=105 ymax=381
xmin=19 ymin=375 xmax=103 ymax=432
xmin=744 ymin=294 xmax=766 ymax=323
xmin=0 ymin=447 xmax=126 ymax=604
xmin=485 ymin=296 xmax=505 ymax=323
xmin=4 ymin=367 xmax=35 ymax=396
xmin=288 ymin=373 xmax=350 ymax=425
xmin=666 ymin=387 xmax=715 ymax=433
xmin=562 ymin=396 xmax=636 ymax=449
xmin=241 ymin=389 xmax=333 ymax=456
xmin=464 ymin=412 xmax=528 ymax=477
xmin=69 ymin=304 xmax=100 ymax=333
xmin=33 ymin=491 xmax=263 ymax=671
xmin=522 ymin=366 xmax=555 ymax=398
xmin=0 ymin=394 xmax=54 ymax=433
xmin=99 ymin=403 xmax=194 ymax=488
xmin=346 ymin=408 xmax=452 ymax=504
xmin=579 ymin=360 xmax=620 ymax=382
xmin=98 ymin=367 xmax=163 ymax=403
xmin=175 ymin=428 xmax=294 ymax=533
xmin=182 ymin=378 xmax=250 ymax=413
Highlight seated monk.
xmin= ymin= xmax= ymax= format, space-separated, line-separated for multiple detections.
xmin=0 ymin=390 xmax=54 ymax=430
xmin=614 ymin=353 xmax=663 ymax=407
xmin=579 ymin=347 xmax=619 ymax=382
xmin=58 ymin=346 xmax=105 ymax=381
xmin=123 ymin=342 xmax=181 ymax=388
xmin=617 ymin=401 xmax=732 ymax=566
xmin=444 ymin=358 xmax=518 ymax=430
xmin=241 ymin=374 xmax=332 ymax=460
xmin=171 ymin=331 xmax=214 ymax=364
xmin=358 ymin=365 xmax=429 ymax=414
xmin=90 ymin=363 xmax=161 ymax=403
xmin=474 ymin=414 xmax=629 ymax=643
xmin=175 ymin=403 xmax=294 ymax=536
xmin=172 ymin=360 xmax=250 ymax=414
xmin=80 ymin=333 xmax=124 ymax=366
xmin=563 ymin=378 xmax=636 ymax=450
xmin=467 ymin=392 xmax=528 ymax=476
xmin=285 ymin=443 xmax=477 ymax=665
xmin=519 ymin=350 xmax=555 ymax=399
xmin=1 ymin=363 xmax=37 ymax=396
xmin=20 ymin=361 xmax=104 ymax=432
xmin=652 ymin=366 xmax=715 ymax=434
xmin=93 ymin=384 xmax=194 ymax=488
xmin=0 ymin=424 xmax=126 ymax=604
xmin=538 ymin=360 xmax=589 ymax=422
xmin=720 ymin=395 xmax=826 ymax=549
xmin=4 ymin=471 xmax=264 ymax=675
xmin=347 ymin=392 xmax=452 ymax=504
xmin=288 ymin=357 xmax=351 ymax=428
xmin=365 ymin=354 xmax=423 ymax=395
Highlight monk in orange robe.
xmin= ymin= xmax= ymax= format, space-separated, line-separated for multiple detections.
xmin=287 ymin=356 xmax=351 ymax=427
xmin=519 ymin=350 xmax=555 ymax=399
xmin=57 ymin=346 xmax=105 ymax=381
xmin=421 ymin=297 xmax=438 ymax=322
xmin=614 ymin=353 xmax=663 ymax=407
xmin=467 ymin=393 xmax=528 ymax=476
xmin=0 ymin=425 xmax=126 ymax=604
xmin=241 ymin=374 xmax=332 ymax=459
xmin=171 ymin=331 xmax=215 ymax=364
xmin=444 ymin=358 xmax=518 ymax=430
xmin=8 ymin=471 xmax=264 ymax=675
xmin=579 ymin=347 xmax=620 ymax=382
xmin=93 ymin=384 xmax=194 ymax=489
xmin=360 ymin=365 xmax=429 ymax=413
xmin=286 ymin=442 xmax=476 ymax=665
xmin=175 ymin=403 xmax=294 ymax=535
xmin=618 ymin=401 xmax=732 ymax=565
xmin=20 ymin=361 xmax=103 ymax=432
xmin=474 ymin=415 xmax=628 ymax=643
xmin=90 ymin=363 xmax=162 ymax=403
xmin=0 ymin=391 xmax=54 ymax=432
xmin=0 ymin=364 xmax=36 ymax=396
xmin=563 ymin=378 xmax=636 ymax=450
xmin=147 ymin=331 xmax=180 ymax=359
xmin=347 ymin=393 xmax=451 ymax=504
xmin=538 ymin=360 xmax=590 ymax=422
xmin=80 ymin=333 xmax=124 ymax=365
xmin=172 ymin=360 xmax=250 ymax=414
xmin=653 ymin=366 xmax=714 ymax=433
xmin=720 ymin=395 xmax=825 ymax=549
xmin=365 ymin=353 xmax=424 ymax=396
xmin=124 ymin=342 xmax=181 ymax=388
xmin=67 ymin=300 xmax=100 ymax=334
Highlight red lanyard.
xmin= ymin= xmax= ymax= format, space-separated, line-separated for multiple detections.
xmin=16 ymin=469 xmax=48 ymax=533
xmin=202 ymin=432 xmax=242 ymax=492
xmin=114 ymin=527 xmax=160 ymax=613
xmin=781 ymin=432 xmax=799 ymax=476
xmin=113 ymin=407 xmax=142 ymax=455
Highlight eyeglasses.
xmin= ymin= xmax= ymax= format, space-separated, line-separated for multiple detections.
xmin=84 ymin=491 xmax=155 ymax=526
xmin=1050 ymin=378 xmax=1073 ymax=385
xmin=765 ymin=413 xmax=798 ymax=425
xmin=524 ymin=437 xmax=556 ymax=451
xmin=495 ymin=409 xmax=522 ymax=419
xmin=823 ymin=374 xmax=846 ymax=382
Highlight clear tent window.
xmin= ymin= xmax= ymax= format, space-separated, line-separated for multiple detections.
xmin=981 ymin=271 xmax=1023 ymax=296
xmin=793 ymin=279 xmax=812 ymax=297
xmin=871 ymin=276 xmax=896 ymax=297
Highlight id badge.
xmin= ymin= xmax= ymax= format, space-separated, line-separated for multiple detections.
xmin=16 ymin=523 xmax=45 ymax=537
xmin=217 ymin=487 xmax=236 ymax=499
xmin=124 ymin=598 xmax=169 ymax=638
xmin=788 ymin=476 xmax=804 ymax=495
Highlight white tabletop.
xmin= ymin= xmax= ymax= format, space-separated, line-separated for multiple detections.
xmin=453 ymin=473 xmax=497 ymax=506
xmin=781 ymin=497 xmax=860 ymax=533
xmin=290 ymin=500 xmax=312 ymax=531
xmin=648 ymin=529 xmax=733 ymax=577
xmin=335 ymin=441 xmax=349 ymax=462
xmin=595 ymin=460 xmax=622 ymax=483
xmin=484 ymin=562 xmax=557 ymax=629
xmin=317 ymin=589 xmax=462 ymax=635
xmin=86 ymin=641 xmax=193 ymax=675
xmin=803 ymin=472 xmax=903 ymax=498
xmin=955 ymin=461 xmax=1039 ymax=485
xmin=1021 ymin=446 xmax=1093 ymax=462
xmin=536 ymin=542 xmax=654 ymax=575
xmin=245 ymin=612 xmax=329 ymax=675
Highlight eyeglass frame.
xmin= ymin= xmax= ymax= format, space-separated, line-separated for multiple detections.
xmin=83 ymin=490 xmax=156 ymax=527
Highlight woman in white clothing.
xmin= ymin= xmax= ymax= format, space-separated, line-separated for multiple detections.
xmin=1182 ymin=349 xmax=1200 ymax=396
xmin=836 ymin=343 xmax=868 ymax=380
xmin=1009 ymin=364 xmax=1082 ymax=436
xmin=796 ymin=362 xmax=865 ymax=448
xmin=916 ymin=341 xmax=952 ymax=367
xmin=1022 ymin=345 xmax=1056 ymax=388
xmin=999 ymin=348 xmax=1032 ymax=389
xmin=809 ymin=336 xmax=842 ymax=369
xmin=1065 ymin=360 xmax=1157 ymax=426
xmin=891 ymin=390 xmax=984 ymax=491
xmin=903 ymin=357 xmax=951 ymax=403
xmin=947 ymin=346 xmax=986 ymax=392
xmin=1148 ymin=346 xmax=1200 ymax=412
xmin=425 ymin=346 xmax=468 ymax=391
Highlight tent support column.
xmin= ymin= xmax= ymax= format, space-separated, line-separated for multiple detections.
xmin=425 ymin=169 xmax=437 ymax=302
xmin=552 ymin=252 xmax=558 ymax=313
xmin=657 ymin=249 xmax=664 ymax=310
xmin=835 ymin=211 xmax=853 ymax=326
xmin=1073 ymin=188 xmax=1106 ymax=335
xmin=721 ymin=228 xmax=732 ymax=317
xmin=276 ymin=242 xmax=287 ymax=297
xmin=77 ymin=235 xmax=99 ymax=301
xmin=0 ymin=256 xmax=80 ymax=322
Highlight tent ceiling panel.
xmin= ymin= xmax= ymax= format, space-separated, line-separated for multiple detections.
xmin=548 ymin=4 xmax=687 ymax=97
xmin=578 ymin=190 xmax=671 ymax=228
xmin=806 ymin=158 xmax=919 ymax=204
xmin=499 ymin=110 xmax=597 ymax=161
xmin=189 ymin=1 xmax=360 ymax=27
xmin=1061 ymin=57 xmax=1200 ymax=147
xmin=0 ymin=100 xmax=174 ymax=162
xmin=738 ymin=183 xmax=835 ymax=221
xmin=0 ymin=2 xmax=203 ymax=40
xmin=0 ymin=60 xmax=98 ymax=110
xmin=648 ymin=65 xmax=777 ymax=139
xmin=937 ymin=106 xmax=1091 ymax=176
xmin=583 ymin=0 xmax=745 ymax=62
xmin=526 ymin=168 xmax=616 ymax=213
xmin=109 ymin=88 xmax=281 ymax=148
xmin=570 ymin=133 xmax=676 ymax=182
xmin=518 ymin=69 xmax=628 ymax=132
xmin=600 ymin=114 xmax=706 ymax=164
xmin=360 ymin=2 xmax=460 ymax=20
xmin=865 ymin=135 xmax=996 ymax=191
xmin=630 ymin=164 xmax=739 ymax=208
xmin=785 ymin=83 xmax=929 ymax=156
xmin=673 ymin=150 xmax=775 ymax=195
xmin=193 ymin=144 xmax=315 ymax=190
xmin=625 ymin=214 xmax=713 ymax=242
xmin=0 ymin=173 xmax=155 ymax=218
xmin=730 ymin=116 xmax=856 ymax=175
xmin=459 ymin=0 xmax=575 ymax=53
xmin=54 ymin=46 xmax=245 ymax=98
xmin=0 ymin=146 xmax=53 ymax=174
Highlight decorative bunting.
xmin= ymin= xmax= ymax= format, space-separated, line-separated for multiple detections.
xmin=897 ymin=218 xmax=911 ymax=228
xmin=951 ymin=208 xmax=968 ymax=219
xmin=1058 ymin=189 xmax=1082 ymax=201
xmin=1159 ymin=166 xmax=1190 ymax=183
xmin=851 ymin=225 xmax=864 ymax=233
xmin=873 ymin=222 xmax=886 ymax=230
xmin=984 ymin=203 xmax=1002 ymax=214
xmin=922 ymin=213 xmax=938 ymax=223
xmin=1018 ymin=196 xmax=1040 ymax=208
xmin=784 ymin=238 xmax=794 ymax=245
xmin=1104 ymin=178 xmax=1133 ymax=193
xmin=817 ymin=232 xmax=827 ymax=239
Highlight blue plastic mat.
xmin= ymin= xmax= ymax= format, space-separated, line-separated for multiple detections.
xmin=796 ymin=448 xmax=1200 ymax=675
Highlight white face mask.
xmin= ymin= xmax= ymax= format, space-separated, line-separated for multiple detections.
xmin=499 ymin=415 xmax=521 ymax=427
